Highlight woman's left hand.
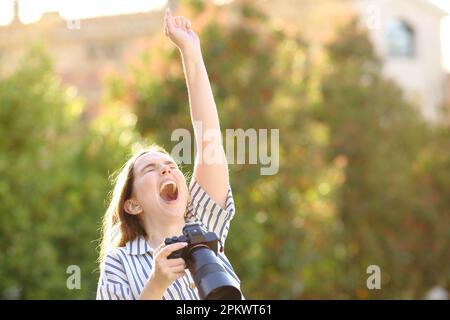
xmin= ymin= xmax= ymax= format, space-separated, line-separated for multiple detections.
xmin=164 ymin=8 xmax=201 ymax=55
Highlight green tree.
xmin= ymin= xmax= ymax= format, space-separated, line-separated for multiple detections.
xmin=318 ymin=20 xmax=449 ymax=298
xmin=0 ymin=46 xmax=134 ymax=298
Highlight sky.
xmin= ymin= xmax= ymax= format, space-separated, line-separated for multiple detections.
xmin=0 ymin=0 xmax=168 ymax=23
xmin=429 ymin=0 xmax=450 ymax=12
xmin=0 ymin=0 xmax=449 ymax=69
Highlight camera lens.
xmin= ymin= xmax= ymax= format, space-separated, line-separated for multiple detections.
xmin=188 ymin=246 xmax=241 ymax=300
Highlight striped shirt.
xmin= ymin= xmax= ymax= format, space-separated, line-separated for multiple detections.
xmin=96 ymin=178 xmax=242 ymax=300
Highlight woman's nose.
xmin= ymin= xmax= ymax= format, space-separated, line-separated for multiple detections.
xmin=160 ymin=164 xmax=172 ymax=175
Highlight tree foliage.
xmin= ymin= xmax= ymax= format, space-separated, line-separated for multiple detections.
xmin=0 ymin=46 xmax=134 ymax=299
xmin=318 ymin=20 xmax=449 ymax=298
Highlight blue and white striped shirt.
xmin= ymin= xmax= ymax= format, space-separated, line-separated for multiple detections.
xmin=96 ymin=178 xmax=241 ymax=300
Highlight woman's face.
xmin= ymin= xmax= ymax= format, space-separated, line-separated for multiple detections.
xmin=131 ymin=151 xmax=189 ymax=221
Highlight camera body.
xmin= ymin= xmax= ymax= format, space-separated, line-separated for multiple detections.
xmin=165 ymin=223 xmax=219 ymax=260
xmin=164 ymin=223 xmax=241 ymax=300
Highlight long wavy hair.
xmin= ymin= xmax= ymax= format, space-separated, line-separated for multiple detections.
xmin=98 ymin=144 xmax=170 ymax=268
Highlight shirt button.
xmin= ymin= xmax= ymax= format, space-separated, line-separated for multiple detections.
xmin=189 ymin=282 xmax=196 ymax=289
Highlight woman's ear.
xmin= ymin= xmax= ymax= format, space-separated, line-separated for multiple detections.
xmin=124 ymin=199 xmax=143 ymax=215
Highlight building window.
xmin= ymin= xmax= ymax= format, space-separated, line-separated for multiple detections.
xmin=386 ymin=19 xmax=415 ymax=58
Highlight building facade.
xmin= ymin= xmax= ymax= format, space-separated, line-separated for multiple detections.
xmin=357 ymin=0 xmax=448 ymax=121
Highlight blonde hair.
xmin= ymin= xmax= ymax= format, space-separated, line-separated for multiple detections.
xmin=98 ymin=144 xmax=169 ymax=268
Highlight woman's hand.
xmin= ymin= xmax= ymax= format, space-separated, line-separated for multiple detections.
xmin=164 ymin=8 xmax=201 ymax=56
xmin=139 ymin=241 xmax=188 ymax=299
xmin=151 ymin=241 xmax=188 ymax=288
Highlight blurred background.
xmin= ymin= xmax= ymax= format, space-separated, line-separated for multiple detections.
xmin=0 ymin=0 xmax=449 ymax=299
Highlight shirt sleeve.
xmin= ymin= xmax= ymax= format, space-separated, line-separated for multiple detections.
xmin=185 ymin=178 xmax=236 ymax=247
xmin=96 ymin=249 xmax=133 ymax=300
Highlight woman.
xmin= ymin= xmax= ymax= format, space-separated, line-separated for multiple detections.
xmin=96 ymin=8 xmax=242 ymax=300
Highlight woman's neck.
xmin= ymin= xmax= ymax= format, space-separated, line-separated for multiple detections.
xmin=143 ymin=218 xmax=185 ymax=249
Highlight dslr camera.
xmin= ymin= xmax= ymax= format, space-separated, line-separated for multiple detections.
xmin=164 ymin=223 xmax=241 ymax=300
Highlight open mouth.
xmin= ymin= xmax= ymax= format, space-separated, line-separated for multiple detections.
xmin=159 ymin=180 xmax=179 ymax=202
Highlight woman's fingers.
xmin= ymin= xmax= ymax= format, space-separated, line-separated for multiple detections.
xmin=158 ymin=242 xmax=188 ymax=259
xmin=183 ymin=18 xmax=190 ymax=31
xmin=164 ymin=7 xmax=194 ymax=41
xmin=179 ymin=17 xmax=190 ymax=31
xmin=153 ymin=243 xmax=165 ymax=257
xmin=175 ymin=16 xmax=188 ymax=31
xmin=163 ymin=8 xmax=199 ymax=52
xmin=164 ymin=8 xmax=175 ymax=32
xmin=175 ymin=16 xmax=182 ymax=29
xmin=169 ymin=264 xmax=187 ymax=274
xmin=168 ymin=12 xmax=189 ymax=31
xmin=164 ymin=257 xmax=186 ymax=268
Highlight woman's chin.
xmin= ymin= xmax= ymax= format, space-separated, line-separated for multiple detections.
xmin=159 ymin=196 xmax=187 ymax=217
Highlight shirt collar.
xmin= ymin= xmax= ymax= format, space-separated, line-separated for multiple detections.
xmin=126 ymin=235 xmax=155 ymax=256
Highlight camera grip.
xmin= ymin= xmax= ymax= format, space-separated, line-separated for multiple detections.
xmin=164 ymin=236 xmax=187 ymax=260
xmin=167 ymin=249 xmax=184 ymax=260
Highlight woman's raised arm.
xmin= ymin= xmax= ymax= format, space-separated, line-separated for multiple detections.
xmin=164 ymin=8 xmax=229 ymax=209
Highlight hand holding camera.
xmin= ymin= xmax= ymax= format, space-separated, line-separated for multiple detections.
xmin=148 ymin=241 xmax=188 ymax=293
xmin=164 ymin=223 xmax=241 ymax=300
